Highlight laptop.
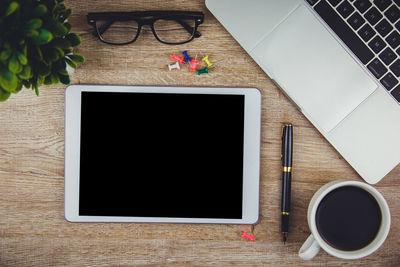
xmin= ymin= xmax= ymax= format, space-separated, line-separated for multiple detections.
xmin=206 ymin=0 xmax=400 ymax=184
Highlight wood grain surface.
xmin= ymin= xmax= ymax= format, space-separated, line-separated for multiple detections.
xmin=1 ymin=0 xmax=399 ymax=266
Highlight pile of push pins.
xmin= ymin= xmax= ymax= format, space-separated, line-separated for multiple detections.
xmin=168 ymin=50 xmax=213 ymax=75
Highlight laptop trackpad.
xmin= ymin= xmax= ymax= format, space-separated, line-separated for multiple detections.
xmin=251 ymin=5 xmax=377 ymax=132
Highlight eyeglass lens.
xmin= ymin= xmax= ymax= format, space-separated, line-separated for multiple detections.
xmin=153 ymin=19 xmax=195 ymax=43
xmin=96 ymin=20 xmax=139 ymax=44
xmin=96 ymin=18 xmax=196 ymax=44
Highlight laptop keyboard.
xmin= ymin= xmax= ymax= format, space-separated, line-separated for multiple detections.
xmin=306 ymin=0 xmax=400 ymax=103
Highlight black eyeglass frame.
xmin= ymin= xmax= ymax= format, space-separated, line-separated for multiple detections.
xmin=87 ymin=11 xmax=204 ymax=45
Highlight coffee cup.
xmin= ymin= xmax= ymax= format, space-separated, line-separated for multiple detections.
xmin=298 ymin=180 xmax=390 ymax=260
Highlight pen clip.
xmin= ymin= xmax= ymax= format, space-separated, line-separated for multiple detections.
xmin=281 ymin=124 xmax=289 ymax=163
xmin=281 ymin=128 xmax=285 ymax=163
xmin=281 ymin=123 xmax=293 ymax=167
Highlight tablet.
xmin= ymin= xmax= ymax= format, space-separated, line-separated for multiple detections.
xmin=65 ymin=85 xmax=261 ymax=223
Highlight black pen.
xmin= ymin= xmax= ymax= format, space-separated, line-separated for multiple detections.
xmin=281 ymin=123 xmax=293 ymax=244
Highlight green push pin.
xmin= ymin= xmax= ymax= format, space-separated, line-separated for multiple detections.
xmin=197 ymin=66 xmax=208 ymax=75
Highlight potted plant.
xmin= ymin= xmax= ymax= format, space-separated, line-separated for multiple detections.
xmin=0 ymin=0 xmax=84 ymax=102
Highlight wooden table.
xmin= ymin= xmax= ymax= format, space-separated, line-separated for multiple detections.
xmin=1 ymin=0 xmax=399 ymax=266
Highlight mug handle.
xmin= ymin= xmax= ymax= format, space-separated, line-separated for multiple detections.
xmin=299 ymin=234 xmax=321 ymax=260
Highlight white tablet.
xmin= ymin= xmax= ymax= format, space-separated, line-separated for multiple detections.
xmin=65 ymin=85 xmax=261 ymax=223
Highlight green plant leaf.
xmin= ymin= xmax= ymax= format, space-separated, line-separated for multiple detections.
xmin=54 ymin=47 xmax=64 ymax=57
xmin=52 ymin=38 xmax=71 ymax=50
xmin=50 ymin=73 xmax=60 ymax=84
xmin=33 ymin=46 xmax=43 ymax=60
xmin=18 ymin=65 xmax=31 ymax=79
xmin=63 ymin=48 xmax=73 ymax=55
xmin=37 ymin=75 xmax=45 ymax=87
xmin=54 ymin=22 xmax=68 ymax=37
xmin=34 ymin=85 xmax=39 ymax=96
xmin=22 ymin=80 xmax=31 ymax=89
xmin=32 ymin=29 xmax=53 ymax=45
xmin=22 ymin=44 xmax=28 ymax=57
xmin=15 ymin=61 xmax=23 ymax=74
xmin=52 ymin=59 xmax=66 ymax=71
xmin=33 ymin=4 xmax=47 ymax=17
xmin=17 ymin=52 xmax=28 ymax=65
xmin=25 ymin=29 xmax=39 ymax=38
xmin=57 ymin=68 xmax=68 ymax=76
xmin=48 ymin=48 xmax=61 ymax=62
xmin=59 ymin=74 xmax=70 ymax=85
xmin=68 ymin=54 xmax=85 ymax=63
xmin=0 ymin=88 xmax=11 ymax=102
xmin=44 ymin=73 xmax=59 ymax=85
xmin=64 ymin=22 xmax=72 ymax=32
xmin=44 ymin=75 xmax=52 ymax=85
xmin=8 ymin=55 xmax=20 ymax=73
xmin=65 ymin=57 xmax=77 ymax=68
xmin=5 ymin=1 xmax=19 ymax=17
xmin=0 ymin=69 xmax=18 ymax=92
xmin=36 ymin=62 xmax=51 ymax=76
xmin=15 ymin=80 xmax=23 ymax=93
xmin=26 ymin=18 xmax=42 ymax=30
xmin=0 ymin=49 xmax=12 ymax=61
xmin=53 ymin=3 xmax=67 ymax=18
xmin=66 ymin=33 xmax=81 ymax=47
xmin=60 ymin=8 xmax=72 ymax=21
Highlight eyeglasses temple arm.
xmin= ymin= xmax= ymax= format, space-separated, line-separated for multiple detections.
xmin=176 ymin=19 xmax=201 ymax=38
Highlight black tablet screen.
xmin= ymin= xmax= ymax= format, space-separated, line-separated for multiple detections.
xmin=79 ymin=92 xmax=244 ymax=218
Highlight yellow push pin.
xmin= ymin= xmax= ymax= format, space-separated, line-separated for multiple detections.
xmin=202 ymin=55 xmax=213 ymax=68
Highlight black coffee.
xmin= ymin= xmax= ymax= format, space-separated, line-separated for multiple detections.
xmin=315 ymin=186 xmax=382 ymax=251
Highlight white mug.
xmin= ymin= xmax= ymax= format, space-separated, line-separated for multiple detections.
xmin=298 ymin=180 xmax=391 ymax=260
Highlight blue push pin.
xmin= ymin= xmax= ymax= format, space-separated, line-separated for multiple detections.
xmin=182 ymin=50 xmax=192 ymax=62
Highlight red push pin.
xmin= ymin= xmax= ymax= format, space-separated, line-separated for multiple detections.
xmin=170 ymin=54 xmax=184 ymax=64
xmin=189 ymin=59 xmax=200 ymax=71
xmin=241 ymin=231 xmax=255 ymax=241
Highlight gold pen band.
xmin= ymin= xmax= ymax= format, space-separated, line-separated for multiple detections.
xmin=282 ymin=166 xmax=292 ymax=172
xmin=282 ymin=212 xmax=290 ymax=215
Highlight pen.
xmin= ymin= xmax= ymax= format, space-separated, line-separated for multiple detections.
xmin=281 ymin=123 xmax=293 ymax=244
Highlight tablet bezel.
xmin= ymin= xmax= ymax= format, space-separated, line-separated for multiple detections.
xmin=65 ymin=85 xmax=261 ymax=223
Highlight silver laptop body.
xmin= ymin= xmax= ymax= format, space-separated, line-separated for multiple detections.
xmin=206 ymin=0 xmax=400 ymax=184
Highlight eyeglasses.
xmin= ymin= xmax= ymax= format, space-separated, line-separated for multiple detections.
xmin=87 ymin=11 xmax=204 ymax=45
